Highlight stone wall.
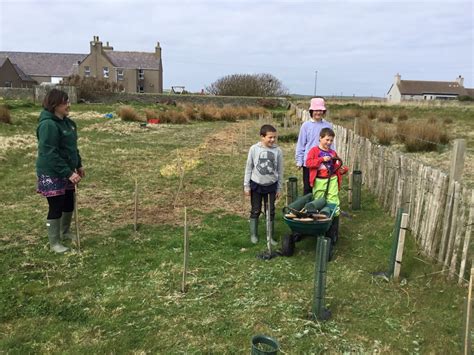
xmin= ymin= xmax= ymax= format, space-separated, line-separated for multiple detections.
xmin=0 ymin=87 xmax=34 ymax=101
xmin=85 ymin=92 xmax=288 ymax=107
xmin=0 ymin=85 xmax=77 ymax=104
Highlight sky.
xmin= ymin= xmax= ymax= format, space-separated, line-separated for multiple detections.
xmin=0 ymin=0 xmax=472 ymax=97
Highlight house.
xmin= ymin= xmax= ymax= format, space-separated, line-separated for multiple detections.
xmin=386 ymin=73 xmax=474 ymax=103
xmin=0 ymin=51 xmax=86 ymax=85
xmin=0 ymin=57 xmax=37 ymax=88
xmin=0 ymin=36 xmax=163 ymax=94
xmin=77 ymin=36 xmax=163 ymax=94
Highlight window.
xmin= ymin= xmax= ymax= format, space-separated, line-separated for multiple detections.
xmin=4 ymin=81 xmax=12 ymax=88
xmin=138 ymin=85 xmax=144 ymax=93
xmin=117 ymin=69 xmax=124 ymax=81
xmin=84 ymin=66 xmax=90 ymax=77
xmin=138 ymin=69 xmax=144 ymax=80
xmin=103 ymin=67 xmax=109 ymax=78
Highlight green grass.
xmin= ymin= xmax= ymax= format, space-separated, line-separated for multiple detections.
xmin=0 ymin=100 xmax=469 ymax=353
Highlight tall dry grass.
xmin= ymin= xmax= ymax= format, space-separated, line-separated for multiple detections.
xmin=378 ymin=112 xmax=393 ymax=123
xmin=0 ymin=105 xmax=12 ymax=124
xmin=397 ymin=121 xmax=449 ymax=152
xmin=357 ymin=117 xmax=373 ymax=139
xmin=375 ymin=127 xmax=395 ymax=145
xmin=117 ymin=106 xmax=143 ymax=122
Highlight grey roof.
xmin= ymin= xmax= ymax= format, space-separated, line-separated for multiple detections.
xmin=105 ymin=50 xmax=161 ymax=69
xmin=12 ymin=63 xmax=35 ymax=82
xmin=398 ymin=80 xmax=465 ymax=95
xmin=0 ymin=51 xmax=87 ymax=77
xmin=0 ymin=57 xmax=6 ymax=67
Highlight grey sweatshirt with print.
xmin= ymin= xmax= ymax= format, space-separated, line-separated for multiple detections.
xmin=243 ymin=142 xmax=284 ymax=192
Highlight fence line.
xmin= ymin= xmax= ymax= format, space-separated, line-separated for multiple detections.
xmin=292 ymin=104 xmax=473 ymax=283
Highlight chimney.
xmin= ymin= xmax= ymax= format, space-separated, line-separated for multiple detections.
xmin=455 ymin=75 xmax=464 ymax=87
xmin=155 ymin=41 xmax=162 ymax=58
xmin=395 ymin=73 xmax=401 ymax=85
xmin=103 ymin=41 xmax=114 ymax=51
xmin=90 ymin=35 xmax=103 ymax=53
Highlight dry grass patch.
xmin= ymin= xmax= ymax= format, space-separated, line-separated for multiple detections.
xmin=357 ymin=117 xmax=373 ymax=139
xmin=378 ymin=112 xmax=393 ymax=123
xmin=375 ymin=127 xmax=395 ymax=146
xmin=397 ymin=121 xmax=449 ymax=152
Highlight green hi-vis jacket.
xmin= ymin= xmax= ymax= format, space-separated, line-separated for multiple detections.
xmin=36 ymin=109 xmax=82 ymax=178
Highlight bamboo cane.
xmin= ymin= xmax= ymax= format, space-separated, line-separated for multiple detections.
xmin=134 ymin=177 xmax=138 ymax=232
xmin=74 ymin=184 xmax=81 ymax=253
xmin=181 ymin=207 xmax=189 ymax=293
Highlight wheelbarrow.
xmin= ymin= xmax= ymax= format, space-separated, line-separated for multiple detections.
xmin=281 ymin=196 xmax=337 ymax=257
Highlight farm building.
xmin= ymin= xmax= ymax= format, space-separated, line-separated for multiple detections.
xmin=386 ymin=73 xmax=474 ymax=103
xmin=0 ymin=36 xmax=163 ymax=94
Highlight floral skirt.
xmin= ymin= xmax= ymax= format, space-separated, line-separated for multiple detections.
xmin=37 ymin=174 xmax=75 ymax=197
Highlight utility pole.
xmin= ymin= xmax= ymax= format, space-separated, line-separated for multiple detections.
xmin=314 ymin=70 xmax=318 ymax=96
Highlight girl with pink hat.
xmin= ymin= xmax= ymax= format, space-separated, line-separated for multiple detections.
xmin=295 ymin=97 xmax=334 ymax=195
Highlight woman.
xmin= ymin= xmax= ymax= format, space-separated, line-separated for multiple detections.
xmin=295 ymin=97 xmax=333 ymax=195
xmin=36 ymin=89 xmax=84 ymax=253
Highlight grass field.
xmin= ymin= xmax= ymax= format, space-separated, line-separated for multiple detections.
xmin=0 ymin=100 xmax=470 ymax=353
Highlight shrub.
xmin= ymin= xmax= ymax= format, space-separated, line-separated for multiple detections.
xmin=378 ymin=112 xmax=393 ymax=123
xmin=117 ymin=106 xmax=142 ymax=122
xmin=63 ymin=75 xmax=124 ymax=101
xmin=398 ymin=112 xmax=408 ymax=121
xmin=206 ymin=73 xmax=288 ymax=97
xmin=0 ymin=105 xmax=12 ymax=124
xmin=375 ymin=127 xmax=395 ymax=145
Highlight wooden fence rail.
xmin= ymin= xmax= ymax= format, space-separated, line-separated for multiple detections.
xmin=293 ymin=104 xmax=473 ymax=283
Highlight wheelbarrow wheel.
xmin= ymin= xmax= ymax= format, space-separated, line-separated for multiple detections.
xmin=282 ymin=234 xmax=295 ymax=257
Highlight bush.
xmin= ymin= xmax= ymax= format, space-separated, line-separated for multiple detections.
xmin=117 ymin=106 xmax=142 ymax=122
xmin=375 ymin=127 xmax=395 ymax=145
xmin=206 ymin=73 xmax=288 ymax=97
xmin=256 ymin=99 xmax=280 ymax=109
xmin=378 ymin=112 xmax=393 ymax=123
xmin=0 ymin=105 xmax=12 ymax=124
xmin=62 ymin=75 xmax=124 ymax=101
xmin=458 ymin=95 xmax=474 ymax=102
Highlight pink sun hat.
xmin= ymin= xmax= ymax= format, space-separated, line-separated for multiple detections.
xmin=309 ymin=98 xmax=326 ymax=111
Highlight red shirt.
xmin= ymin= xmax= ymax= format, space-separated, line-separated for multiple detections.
xmin=305 ymin=146 xmax=345 ymax=188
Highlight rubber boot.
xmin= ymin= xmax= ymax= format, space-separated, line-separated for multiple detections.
xmin=269 ymin=220 xmax=278 ymax=246
xmin=47 ymin=219 xmax=69 ymax=253
xmin=60 ymin=211 xmax=75 ymax=241
xmin=250 ymin=218 xmax=258 ymax=244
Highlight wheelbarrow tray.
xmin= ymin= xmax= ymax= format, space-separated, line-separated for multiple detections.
xmin=283 ymin=203 xmax=337 ymax=237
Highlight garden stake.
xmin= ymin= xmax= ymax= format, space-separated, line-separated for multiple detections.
xmin=393 ymin=213 xmax=409 ymax=280
xmin=174 ymin=149 xmax=185 ymax=209
xmin=133 ymin=177 xmax=138 ymax=232
xmin=74 ymin=185 xmax=81 ymax=253
xmin=181 ymin=207 xmax=189 ymax=293
xmin=463 ymin=268 xmax=473 ymax=355
xmin=256 ymin=194 xmax=280 ymax=260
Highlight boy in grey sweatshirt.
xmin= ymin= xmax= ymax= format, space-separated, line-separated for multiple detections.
xmin=243 ymin=125 xmax=284 ymax=244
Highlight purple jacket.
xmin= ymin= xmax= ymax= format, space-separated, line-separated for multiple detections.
xmin=295 ymin=119 xmax=334 ymax=167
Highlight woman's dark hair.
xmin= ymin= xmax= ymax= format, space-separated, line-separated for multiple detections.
xmin=309 ymin=109 xmax=326 ymax=117
xmin=260 ymin=124 xmax=277 ymax=137
xmin=43 ymin=89 xmax=69 ymax=113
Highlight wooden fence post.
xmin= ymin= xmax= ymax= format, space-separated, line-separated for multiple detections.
xmin=393 ymin=213 xmax=409 ymax=280
xmin=462 ymin=268 xmax=473 ymax=354
xmin=181 ymin=207 xmax=189 ymax=293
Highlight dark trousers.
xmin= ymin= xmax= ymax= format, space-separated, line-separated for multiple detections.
xmin=46 ymin=189 xmax=74 ymax=219
xmin=302 ymin=167 xmax=312 ymax=195
xmin=250 ymin=190 xmax=276 ymax=221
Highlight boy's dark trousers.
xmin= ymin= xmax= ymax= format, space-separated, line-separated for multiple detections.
xmin=250 ymin=190 xmax=276 ymax=220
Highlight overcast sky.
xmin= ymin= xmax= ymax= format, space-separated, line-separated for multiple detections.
xmin=0 ymin=0 xmax=472 ymax=96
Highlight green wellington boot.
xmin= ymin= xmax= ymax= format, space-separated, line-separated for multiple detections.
xmin=250 ymin=218 xmax=259 ymax=244
xmin=60 ymin=212 xmax=75 ymax=241
xmin=47 ymin=219 xmax=69 ymax=253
